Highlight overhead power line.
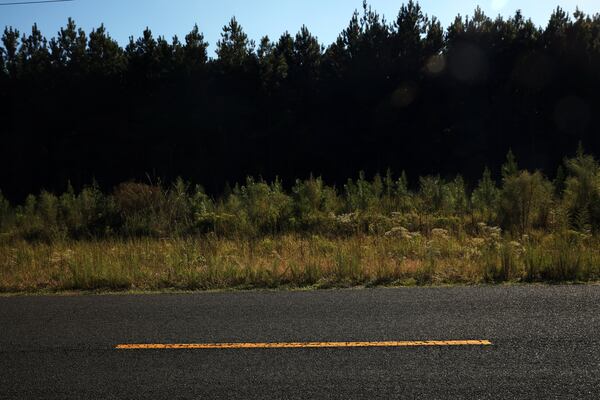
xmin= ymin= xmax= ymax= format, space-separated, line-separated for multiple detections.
xmin=0 ymin=0 xmax=74 ymax=6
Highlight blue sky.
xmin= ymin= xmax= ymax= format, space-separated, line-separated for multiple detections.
xmin=1 ymin=0 xmax=598 ymax=53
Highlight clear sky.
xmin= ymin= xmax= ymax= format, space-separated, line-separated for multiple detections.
xmin=0 ymin=0 xmax=598 ymax=53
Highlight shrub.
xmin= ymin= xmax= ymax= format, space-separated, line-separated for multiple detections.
xmin=191 ymin=184 xmax=219 ymax=233
xmin=418 ymin=176 xmax=446 ymax=214
xmin=345 ymin=171 xmax=379 ymax=212
xmin=291 ymin=176 xmax=342 ymax=231
xmin=236 ymin=177 xmax=293 ymax=235
xmin=113 ymin=182 xmax=168 ymax=236
xmin=445 ymin=175 xmax=469 ymax=216
xmin=471 ymin=167 xmax=499 ymax=223
xmin=0 ymin=190 xmax=10 ymax=231
xmin=57 ymin=183 xmax=117 ymax=238
xmin=498 ymin=171 xmax=554 ymax=234
xmin=562 ymin=148 xmax=600 ymax=233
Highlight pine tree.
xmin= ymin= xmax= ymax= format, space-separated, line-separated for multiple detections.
xmin=183 ymin=24 xmax=208 ymax=73
xmin=554 ymin=165 xmax=566 ymax=196
xmin=397 ymin=171 xmax=409 ymax=200
xmin=501 ymin=149 xmax=519 ymax=181
xmin=0 ymin=190 xmax=9 ymax=229
xmin=258 ymin=35 xmax=288 ymax=89
xmin=392 ymin=0 xmax=427 ymax=59
xmin=49 ymin=18 xmax=87 ymax=72
xmin=1 ymin=27 xmax=19 ymax=78
xmin=448 ymin=175 xmax=468 ymax=215
xmin=562 ymin=145 xmax=600 ymax=232
xmin=472 ymin=167 xmax=499 ymax=222
xmin=87 ymin=24 xmax=124 ymax=76
xmin=126 ymin=28 xmax=160 ymax=80
xmin=292 ymin=25 xmax=321 ymax=82
xmin=384 ymin=168 xmax=394 ymax=198
xmin=499 ymin=171 xmax=553 ymax=234
xmin=18 ymin=24 xmax=50 ymax=77
xmin=216 ymin=17 xmax=254 ymax=68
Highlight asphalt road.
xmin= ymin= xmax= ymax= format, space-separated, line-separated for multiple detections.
xmin=1 ymin=286 xmax=600 ymax=399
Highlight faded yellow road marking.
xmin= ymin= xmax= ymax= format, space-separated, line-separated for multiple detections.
xmin=116 ymin=340 xmax=492 ymax=350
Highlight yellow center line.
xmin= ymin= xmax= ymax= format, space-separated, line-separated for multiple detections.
xmin=116 ymin=340 xmax=492 ymax=350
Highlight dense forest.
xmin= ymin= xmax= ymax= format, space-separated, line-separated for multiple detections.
xmin=1 ymin=1 xmax=600 ymax=202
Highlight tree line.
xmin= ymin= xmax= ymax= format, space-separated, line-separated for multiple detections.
xmin=1 ymin=2 xmax=600 ymax=201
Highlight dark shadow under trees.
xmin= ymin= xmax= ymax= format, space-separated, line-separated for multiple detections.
xmin=1 ymin=2 xmax=600 ymax=203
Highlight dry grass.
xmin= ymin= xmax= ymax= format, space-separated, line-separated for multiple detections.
xmin=2 ymin=227 xmax=600 ymax=293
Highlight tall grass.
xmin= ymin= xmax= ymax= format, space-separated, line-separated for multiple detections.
xmin=2 ymin=231 xmax=599 ymax=293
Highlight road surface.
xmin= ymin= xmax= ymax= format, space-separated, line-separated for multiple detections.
xmin=1 ymin=286 xmax=600 ymax=399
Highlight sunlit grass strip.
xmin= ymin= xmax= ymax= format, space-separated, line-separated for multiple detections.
xmin=2 ymin=232 xmax=600 ymax=293
xmin=116 ymin=340 xmax=493 ymax=350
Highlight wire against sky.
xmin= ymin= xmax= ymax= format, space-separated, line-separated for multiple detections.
xmin=0 ymin=0 xmax=74 ymax=6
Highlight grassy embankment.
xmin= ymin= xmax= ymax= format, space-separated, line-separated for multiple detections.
xmin=2 ymin=150 xmax=600 ymax=293
xmin=2 ymin=228 xmax=599 ymax=293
